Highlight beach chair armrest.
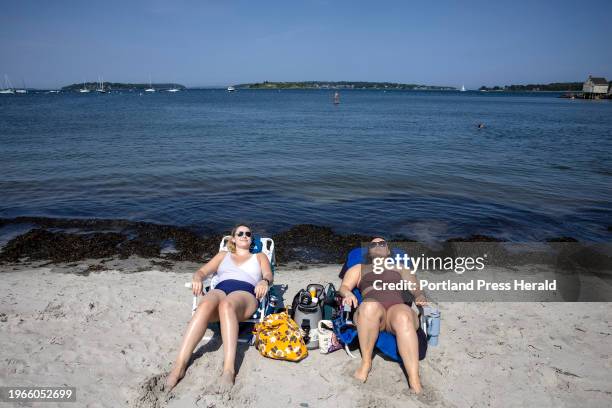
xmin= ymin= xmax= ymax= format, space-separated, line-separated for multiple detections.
xmin=417 ymin=305 xmax=426 ymax=336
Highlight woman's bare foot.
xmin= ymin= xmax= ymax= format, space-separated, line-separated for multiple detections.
xmin=409 ymin=377 xmax=423 ymax=394
xmin=217 ymin=370 xmax=235 ymax=393
xmin=353 ymin=361 xmax=372 ymax=383
xmin=164 ymin=363 xmax=186 ymax=391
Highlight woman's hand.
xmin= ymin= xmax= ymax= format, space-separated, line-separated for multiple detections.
xmin=415 ymin=294 xmax=427 ymax=306
xmin=254 ymin=280 xmax=269 ymax=300
xmin=191 ymin=273 xmax=203 ymax=296
xmin=342 ymin=292 xmax=358 ymax=309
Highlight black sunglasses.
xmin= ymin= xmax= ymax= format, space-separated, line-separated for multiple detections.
xmin=236 ymin=231 xmax=252 ymax=237
xmin=368 ymin=241 xmax=387 ymax=248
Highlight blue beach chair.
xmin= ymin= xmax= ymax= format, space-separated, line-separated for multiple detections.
xmin=185 ymin=235 xmax=279 ymax=344
xmin=336 ymin=247 xmax=431 ymax=361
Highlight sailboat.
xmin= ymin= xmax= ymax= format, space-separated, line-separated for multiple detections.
xmin=96 ymin=76 xmax=107 ymax=93
xmin=166 ymin=82 xmax=180 ymax=92
xmin=79 ymin=80 xmax=90 ymax=93
xmin=145 ymin=76 xmax=156 ymax=92
xmin=227 ymin=86 xmax=235 ymax=92
xmin=460 ymin=84 xmax=466 ymax=92
xmin=0 ymin=75 xmax=15 ymax=94
xmin=15 ymin=78 xmax=27 ymax=94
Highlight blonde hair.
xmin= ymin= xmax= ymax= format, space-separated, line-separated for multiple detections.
xmin=227 ymin=224 xmax=251 ymax=253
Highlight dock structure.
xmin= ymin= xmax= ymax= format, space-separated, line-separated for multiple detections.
xmin=582 ymin=75 xmax=609 ymax=99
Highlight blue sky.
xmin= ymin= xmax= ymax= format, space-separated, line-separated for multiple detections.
xmin=1 ymin=0 xmax=611 ymax=89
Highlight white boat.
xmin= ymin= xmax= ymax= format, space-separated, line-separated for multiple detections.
xmin=166 ymin=85 xmax=180 ymax=92
xmin=47 ymin=90 xmax=60 ymax=94
xmin=15 ymin=78 xmax=27 ymax=94
xmin=460 ymin=84 xmax=466 ymax=92
xmin=96 ymin=76 xmax=107 ymax=93
xmin=79 ymin=80 xmax=90 ymax=93
xmin=145 ymin=76 xmax=155 ymax=92
xmin=227 ymin=86 xmax=235 ymax=92
xmin=0 ymin=74 xmax=15 ymax=94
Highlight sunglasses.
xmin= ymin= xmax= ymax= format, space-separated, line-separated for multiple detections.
xmin=236 ymin=231 xmax=252 ymax=237
xmin=368 ymin=241 xmax=387 ymax=248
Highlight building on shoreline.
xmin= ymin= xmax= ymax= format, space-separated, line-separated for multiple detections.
xmin=582 ymin=75 xmax=609 ymax=98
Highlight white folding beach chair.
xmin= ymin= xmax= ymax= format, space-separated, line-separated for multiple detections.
xmin=184 ymin=235 xmax=276 ymax=344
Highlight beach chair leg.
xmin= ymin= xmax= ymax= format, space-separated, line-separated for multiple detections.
xmin=345 ymin=344 xmax=358 ymax=359
xmin=418 ymin=305 xmax=427 ymax=337
xmin=191 ymin=296 xmax=198 ymax=316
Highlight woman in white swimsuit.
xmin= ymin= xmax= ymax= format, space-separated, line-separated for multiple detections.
xmin=165 ymin=224 xmax=273 ymax=391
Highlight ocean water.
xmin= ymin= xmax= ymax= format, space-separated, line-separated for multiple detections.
xmin=0 ymin=89 xmax=610 ymax=241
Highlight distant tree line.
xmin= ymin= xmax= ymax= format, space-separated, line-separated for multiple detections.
xmin=234 ymin=81 xmax=455 ymax=90
xmin=61 ymin=82 xmax=186 ymax=91
xmin=478 ymin=82 xmax=583 ymax=92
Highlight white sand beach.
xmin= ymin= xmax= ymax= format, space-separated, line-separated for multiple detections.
xmin=1 ymin=258 xmax=611 ymax=408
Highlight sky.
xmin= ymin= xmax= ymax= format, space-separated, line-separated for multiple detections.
xmin=1 ymin=0 xmax=611 ymax=89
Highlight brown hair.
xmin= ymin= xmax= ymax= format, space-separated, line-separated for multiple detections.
xmin=227 ymin=224 xmax=251 ymax=253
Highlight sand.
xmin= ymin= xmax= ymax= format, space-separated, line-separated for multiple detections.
xmin=0 ymin=257 xmax=611 ymax=408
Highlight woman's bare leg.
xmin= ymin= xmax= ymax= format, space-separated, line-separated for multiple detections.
xmin=353 ymin=300 xmax=386 ymax=382
xmin=165 ymin=290 xmax=225 ymax=390
xmin=386 ymin=304 xmax=422 ymax=393
xmin=217 ymin=291 xmax=258 ymax=388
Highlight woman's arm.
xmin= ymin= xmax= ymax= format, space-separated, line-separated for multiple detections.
xmin=400 ymin=266 xmax=427 ymax=305
xmin=193 ymin=251 xmax=225 ymax=281
xmin=190 ymin=251 xmax=226 ymax=296
xmin=256 ymin=253 xmax=273 ymax=282
xmin=338 ymin=264 xmax=361 ymax=307
xmin=338 ymin=264 xmax=360 ymax=296
xmin=254 ymin=253 xmax=273 ymax=299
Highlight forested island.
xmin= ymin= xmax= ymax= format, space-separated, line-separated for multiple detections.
xmin=61 ymin=82 xmax=186 ymax=91
xmin=234 ymin=81 xmax=456 ymax=90
xmin=478 ymin=82 xmax=583 ymax=92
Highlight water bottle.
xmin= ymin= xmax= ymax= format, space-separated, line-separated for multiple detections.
xmin=269 ymin=294 xmax=278 ymax=307
xmin=309 ymin=288 xmax=318 ymax=305
xmin=343 ymin=303 xmax=352 ymax=324
xmin=268 ymin=294 xmax=279 ymax=314
xmin=425 ymin=307 xmax=440 ymax=346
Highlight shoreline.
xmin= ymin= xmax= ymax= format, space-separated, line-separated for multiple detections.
xmin=2 ymin=216 xmax=607 ymax=267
